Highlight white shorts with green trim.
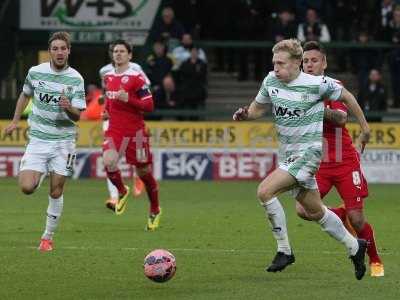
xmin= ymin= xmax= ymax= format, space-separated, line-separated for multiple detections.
xmin=279 ymin=149 xmax=322 ymax=196
xmin=20 ymin=138 xmax=76 ymax=177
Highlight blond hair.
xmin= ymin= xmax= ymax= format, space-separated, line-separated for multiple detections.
xmin=272 ymin=39 xmax=303 ymax=60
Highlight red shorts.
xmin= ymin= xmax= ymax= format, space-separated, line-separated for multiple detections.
xmin=102 ymin=129 xmax=153 ymax=167
xmin=316 ymin=158 xmax=368 ymax=210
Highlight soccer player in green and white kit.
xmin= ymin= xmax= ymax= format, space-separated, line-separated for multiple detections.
xmin=5 ymin=32 xmax=86 ymax=252
xmin=233 ymin=39 xmax=370 ymax=280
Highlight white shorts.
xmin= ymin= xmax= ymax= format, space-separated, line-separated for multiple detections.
xmin=279 ymin=149 xmax=321 ymax=197
xmin=20 ymin=138 xmax=76 ymax=177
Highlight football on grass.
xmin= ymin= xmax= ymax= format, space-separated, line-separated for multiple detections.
xmin=144 ymin=249 xmax=176 ymax=283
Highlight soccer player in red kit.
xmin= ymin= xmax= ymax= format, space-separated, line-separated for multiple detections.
xmin=102 ymin=40 xmax=161 ymax=230
xmin=297 ymin=41 xmax=384 ymax=276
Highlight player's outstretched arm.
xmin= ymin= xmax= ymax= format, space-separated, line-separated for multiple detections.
xmin=324 ymin=108 xmax=347 ymax=126
xmin=233 ymin=100 xmax=268 ymax=121
xmin=4 ymin=92 xmax=30 ymax=135
xmin=339 ymin=88 xmax=370 ymax=152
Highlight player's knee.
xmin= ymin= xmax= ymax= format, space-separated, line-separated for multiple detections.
xmin=19 ymin=178 xmax=36 ymax=195
xmin=257 ymin=185 xmax=274 ymax=203
xmin=303 ymin=205 xmax=324 ymax=221
xmin=348 ymin=215 xmax=365 ymax=232
xmin=20 ymin=183 xmax=36 ymax=195
xmin=49 ymin=188 xmax=63 ymax=199
xmin=136 ymin=165 xmax=150 ymax=177
xmin=103 ymin=158 xmax=118 ymax=171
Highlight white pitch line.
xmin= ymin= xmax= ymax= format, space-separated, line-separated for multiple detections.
xmin=0 ymin=245 xmax=395 ymax=256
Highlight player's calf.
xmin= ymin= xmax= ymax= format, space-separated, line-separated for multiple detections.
xmin=295 ymin=201 xmax=312 ymax=221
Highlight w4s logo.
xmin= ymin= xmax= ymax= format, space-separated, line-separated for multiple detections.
xmin=39 ymin=93 xmax=60 ymax=104
xmin=274 ymin=106 xmax=304 ymax=118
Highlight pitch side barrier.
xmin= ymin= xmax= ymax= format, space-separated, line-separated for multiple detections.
xmin=1 ymin=121 xmax=400 ymax=183
xmin=146 ymin=109 xmax=400 ymax=121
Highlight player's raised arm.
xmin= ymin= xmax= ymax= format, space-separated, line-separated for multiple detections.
xmin=233 ymin=100 xmax=269 ymax=121
xmin=233 ymin=73 xmax=272 ymax=121
xmin=339 ymin=87 xmax=370 ymax=151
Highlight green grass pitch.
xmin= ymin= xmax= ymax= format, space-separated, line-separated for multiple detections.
xmin=0 ymin=178 xmax=399 ymax=299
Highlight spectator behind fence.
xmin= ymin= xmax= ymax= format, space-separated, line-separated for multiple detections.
xmin=151 ymin=74 xmax=182 ymax=120
xmin=379 ymin=0 xmax=396 ymax=40
xmin=358 ymin=69 xmax=387 ymax=121
xmin=295 ymin=0 xmax=326 ymax=22
xmin=168 ymin=0 xmax=205 ymax=39
xmin=178 ymin=47 xmax=207 ymax=120
xmin=145 ymin=41 xmax=174 ymax=90
xmin=152 ymin=6 xmax=185 ymax=50
xmin=172 ymin=33 xmax=207 ymax=70
xmin=388 ymin=7 xmax=400 ymax=107
xmin=297 ymin=8 xmax=331 ymax=42
xmin=351 ymin=31 xmax=383 ymax=89
xmin=232 ymin=0 xmax=268 ymax=81
xmin=270 ymin=9 xmax=297 ymax=42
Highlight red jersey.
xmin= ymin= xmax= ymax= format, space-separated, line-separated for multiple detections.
xmin=104 ymin=68 xmax=153 ymax=135
xmin=322 ymin=100 xmax=358 ymax=163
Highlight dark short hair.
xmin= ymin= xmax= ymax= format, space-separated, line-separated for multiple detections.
xmin=303 ymin=41 xmax=326 ymax=55
xmin=111 ymin=39 xmax=132 ymax=53
xmin=48 ymin=31 xmax=71 ymax=49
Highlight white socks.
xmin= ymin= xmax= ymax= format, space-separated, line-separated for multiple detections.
xmin=262 ymin=197 xmax=292 ymax=255
xmin=107 ymin=178 xmax=119 ymax=199
xmin=42 ymin=195 xmax=64 ymax=240
xmin=318 ymin=206 xmax=359 ymax=256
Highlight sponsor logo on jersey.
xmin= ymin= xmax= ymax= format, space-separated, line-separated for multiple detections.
xmin=38 ymin=93 xmax=61 ymax=104
xmin=105 ymin=91 xmax=119 ymax=100
xmin=270 ymin=88 xmax=279 ymax=96
xmin=274 ymin=106 xmax=304 ymax=118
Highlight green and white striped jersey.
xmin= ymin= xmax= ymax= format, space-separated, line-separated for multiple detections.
xmin=23 ymin=62 xmax=86 ymax=141
xmin=255 ymin=71 xmax=342 ymax=161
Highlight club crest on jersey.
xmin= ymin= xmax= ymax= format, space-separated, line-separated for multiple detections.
xmin=301 ymin=93 xmax=310 ymax=101
xmin=66 ymin=86 xmax=73 ymax=94
xmin=121 ymin=76 xmax=129 ymax=84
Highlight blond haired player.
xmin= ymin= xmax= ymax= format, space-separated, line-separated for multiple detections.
xmin=233 ymin=39 xmax=370 ymax=279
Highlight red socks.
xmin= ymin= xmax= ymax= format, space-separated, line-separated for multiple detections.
xmin=357 ymin=222 xmax=382 ymax=264
xmin=329 ymin=206 xmax=346 ymax=223
xmin=139 ymin=172 xmax=160 ymax=214
xmin=106 ymin=170 xmax=126 ymax=195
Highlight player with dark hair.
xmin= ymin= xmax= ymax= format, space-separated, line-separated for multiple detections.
xmin=102 ymin=39 xmax=161 ymax=230
xmin=99 ymin=41 xmax=149 ymax=209
xmin=298 ymin=41 xmax=384 ymax=277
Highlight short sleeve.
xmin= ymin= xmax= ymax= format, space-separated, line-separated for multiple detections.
xmin=319 ymin=76 xmax=343 ymax=101
xmin=22 ymin=69 xmax=34 ymax=96
xmin=71 ymin=77 xmax=86 ymax=110
xmin=329 ymin=100 xmax=347 ymax=113
xmin=255 ymin=75 xmax=271 ymax=104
